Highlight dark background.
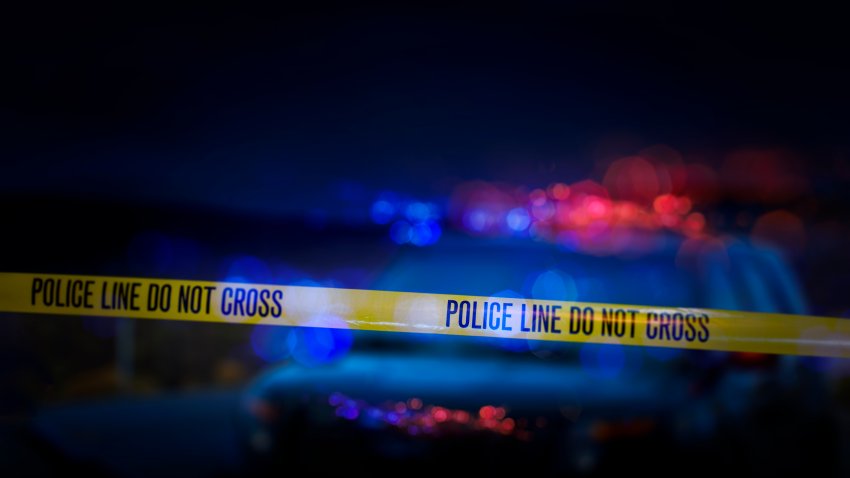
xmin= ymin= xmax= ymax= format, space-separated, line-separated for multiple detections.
xmin=3 ymin=3 xmax=849 ymax=205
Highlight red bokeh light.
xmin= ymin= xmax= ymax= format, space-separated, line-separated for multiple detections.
xmin=453 ymin=410 xmax=470 ymax=424
xmin=549 ymin=182 xmax=571 ymax=200
xmin=479 ymin=405 xmax=496 ymax=420
xmin=432 ymin=407 xmax=449 ymax=423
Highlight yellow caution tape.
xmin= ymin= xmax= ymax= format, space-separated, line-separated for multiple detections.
xmin=1 ymin=272 xmax=848 ymax=358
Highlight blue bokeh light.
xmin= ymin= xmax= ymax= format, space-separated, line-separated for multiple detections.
xmin=580 ymin=343 xmax=626 ymax=379
xmin=370 ymin=200 xmax=396 ymax=224
xmin=405 ymin=202 xmax=435 ymax=222
xmin=372 ymin=192 xmax=443 ymax=246
xmin=409 ymin=220 xmax=442 ymax=246
xmin=274 ymin=264 xmax=309 ymax=285
xmin=530 ymin=270 xmax=578 ymax=301
xmin=390 ymin=220 xmax=413 ymax=244
xmin=286 ymin=324 xmax=354 ymax=367
xmin=250 ymin=325 xmax=292 ymax=363
xmin=506 ymin=207 xmax=531 ymax=232
xmin=224 ymin=255 xmax=272 ymax=283
xmin=463 ymin=209 xmax=489 ymax=232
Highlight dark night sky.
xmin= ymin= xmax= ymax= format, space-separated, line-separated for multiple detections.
xmin=2 ymin=3 xmax=849 ymax=214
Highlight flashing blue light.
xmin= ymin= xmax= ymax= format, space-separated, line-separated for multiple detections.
xmin=286 ymin=324 xmax=353 ymax=367
xmin=250 ymin=325 xmax=292 ymax=362
xmin=580 ymin=343 xmax=626 ymax=379
xmin=405 ymin=201 xmax=435 ymax=222
xmin=225 ymin=255 xmax=272 ymax=283
xmin=390 ymin=220 xmax=413 ymax=244
xmin=370 ymin=200 xmax=396 ymax=224
xmin=293 ymin=278 xmax=322 ymax=288
xmin=336 ymin=400 xmax=360 ymax=420
xmin=409 ymin=220 xmax=442 ymax=246
xmin=506 ymin=207 xmax=531 ymax=232
xmin=274 ymin=264 xmax=309 ymax=285
xmin=491 ymin=289 xmax=523 ymax=299
xmin=531 ymin=270 xmax=578 ymax=301
xmin=463 ymin=209 xmax=489 ymax=232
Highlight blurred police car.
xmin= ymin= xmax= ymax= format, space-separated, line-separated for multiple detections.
xmin=11 ymin=201 xmax=833 ymax=477
xmin=236 ymin=232 xmax=827 ymax=476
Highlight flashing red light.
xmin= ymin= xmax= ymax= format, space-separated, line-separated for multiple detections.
xmin=549 ymin=183 xmax=571 ymax=200
xmin=432 ymin=407 xmax=449 ymax=423
xmin=683 ymin=212 xmax=706 ymax=235
xmin=676 ymin=196 xmax=692 ymax=215
xmin=454 ymin=410 xmax=470 ymax=424
xmin=480 ymin=418 xmax=498 ymax=429
xmin=443 ymin=152 xmax=727 ymax=256
xmin=653 ymin=194 xmax=678 ymax=214
xmin=586 ymin=197 xmax=610 ymax=219
xmin=479 ymin=405 xmax=496 ymax=420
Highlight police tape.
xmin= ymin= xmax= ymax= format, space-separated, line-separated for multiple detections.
xmin=1 ymin=272 xmax=848 ymax=358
